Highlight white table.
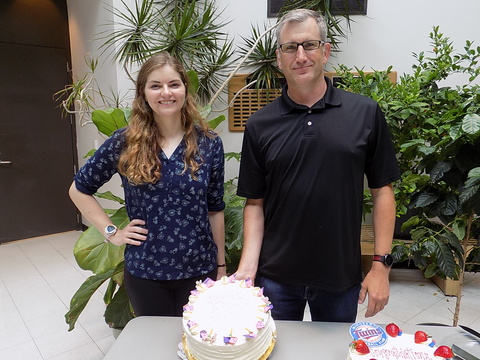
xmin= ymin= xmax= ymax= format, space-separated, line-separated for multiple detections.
xmin=103 ymin=316 xmax=480 ymax=359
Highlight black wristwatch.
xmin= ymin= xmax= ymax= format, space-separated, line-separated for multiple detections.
xmin=373 ymin=254 xmax=394 ymax=267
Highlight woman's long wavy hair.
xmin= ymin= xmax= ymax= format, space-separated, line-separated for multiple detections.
xmin=118 ymin=52 xmax=212 ymax=185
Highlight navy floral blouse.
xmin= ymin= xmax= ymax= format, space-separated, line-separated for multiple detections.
xmin=74 ymin=127 xmax=225 ymax=281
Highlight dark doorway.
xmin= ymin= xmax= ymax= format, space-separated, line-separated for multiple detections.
xmin=0 ymin=0 xmax=80 ymax=243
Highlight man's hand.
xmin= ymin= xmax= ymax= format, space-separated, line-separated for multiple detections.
xmin=233 ymin=269 xmax=257 ymax=285
xmin=358 ymin=266 xmax=390 ymax=317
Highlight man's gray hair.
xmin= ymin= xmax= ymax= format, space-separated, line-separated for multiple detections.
xmin=276 ymin=9 xmax=327 ymax=44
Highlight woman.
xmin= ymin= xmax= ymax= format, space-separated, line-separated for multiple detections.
xmin=69 ymin=52 xmax=226 ymax=317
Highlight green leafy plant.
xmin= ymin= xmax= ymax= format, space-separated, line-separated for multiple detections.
xmin=238 ymin=23 xmax=284 ymax=95
xmin=99 ymin=0 xmax=235 ymax=104
xmin=54 ymin=57 xmax=129 ymax=127
xmin=223 ymin=152 xmax=246 ymax=275
xmin=335 ymin=26 xmax=480 ymax=326
xmin=65 ymin=109 xmax=132 ymax=331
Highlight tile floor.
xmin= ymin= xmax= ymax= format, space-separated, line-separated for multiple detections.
xmin=1 ymin=232 xmax=480 ymax=359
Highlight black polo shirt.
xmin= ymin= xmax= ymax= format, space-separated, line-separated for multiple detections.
xmin=237 ymin=77 xmax=400 ymax=291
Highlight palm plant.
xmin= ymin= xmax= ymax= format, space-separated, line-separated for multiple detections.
xmin=99 ymin=0 xmax=235 ymax=104
xmin=238 ymin=23 xmax=284 ymax=97
xmin=99 ymin=0 xmax=357 ymax=105
xmin=98 ymin=0 xmax=160 ymax=82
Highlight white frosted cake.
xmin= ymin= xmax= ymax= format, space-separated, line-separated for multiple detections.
xmin=348 ymin=322 xmax=454 ymax=360
xmin=182 ymin=276 xmax=276 ymax=360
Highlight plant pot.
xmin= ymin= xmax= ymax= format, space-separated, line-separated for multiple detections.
xmin=112 ymin=328 xmax=122 ymax=339
xmin=430 ymin=275 xmax=460 ymax=296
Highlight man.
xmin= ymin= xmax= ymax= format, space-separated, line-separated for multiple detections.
xmin=235 ymin=9 xmax=400 ymax=322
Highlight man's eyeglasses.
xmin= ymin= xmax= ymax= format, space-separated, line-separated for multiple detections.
xmin=278 ymin=40 xmax=325 ymax=53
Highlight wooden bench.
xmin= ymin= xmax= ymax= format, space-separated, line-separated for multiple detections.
xmin=360 ymin=224 xmax=376 ymax=256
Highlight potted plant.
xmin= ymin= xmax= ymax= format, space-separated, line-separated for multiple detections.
xmin=335 ymin=26 xmax=480 ymax=325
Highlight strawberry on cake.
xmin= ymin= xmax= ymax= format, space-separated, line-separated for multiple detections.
xmin=348 ymin=322 xmax=454 ymax=360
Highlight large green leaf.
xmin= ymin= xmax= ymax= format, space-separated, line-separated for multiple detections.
xmin=449 ymin=124 xmax=463 ymax=140
xmin=399 ymin=138 xmax=425 ymax=149
xmin=200 ymin=104 xmax=212 ymax=120
xmin=400 ymin=215 xmax=421 ymax=232
xmin=411 ymin=227 xmax=428 ymax=242
xmin=95 ymin=191 xmax=125 ymax=205
xmin=73 ymin=207 xmax=130 ymax=273
xmin=391 ymin=241 xmax=410 ymax=262
xmin=104 ymin=278 xmax=118 ymax=306
xmin=423 ymin=263 xmax=438 ymax=278
xmin=422 ymin=239 xmax=437 ymax=255
xmin=92 ymin=108 xmax=129 ymax=136
xmin=438 ymin=195 xmax=457 ymax=216
xmin=65 ymin=270 xmax=114 ymax=331
xmin=452 ymin=220 xmax=466 ymax=242
xmin=468 ymin=167 xmax=480 ymax=178
xmin=104 ymin=261 xmax=126 ymax=305
xmin=224 ymin=205 xmax=244 ymax=251
xmin=104 ymin=283 xmax=135 ymax=329
xmin=462 ymin=113 xmax=480 ymax=134
xmin=207 ymin=114 xmax=226 ymax=130
xmin=414 ymin=192 xmax=439 ymax=207
xmin=187 ymin=69 xmax=200 ymax=95
xmin=434 ymin=240 xmax=458 ymax=279
xmin=412 ymin=250 xmax=429 ymax=270
xmin=459 ymin=184 xmax=480 ymax=204
xmin=430 ymin=161 xmax=453 ymax=182
xmin=84 ymin=149 xmax=96 ymax=158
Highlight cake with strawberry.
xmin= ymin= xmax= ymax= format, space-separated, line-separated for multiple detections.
xmin=348 ymin=322 xmax=454 ymax=360
xmin=182 ymin=276 xmax=276 ymax=360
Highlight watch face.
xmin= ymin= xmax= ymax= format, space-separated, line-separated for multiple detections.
xmin=106 ymin=225 xmax=116 ymax=234
xmin=384 ymin=254 xmax=394 ymax=266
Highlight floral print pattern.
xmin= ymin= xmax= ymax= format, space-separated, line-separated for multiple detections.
xmin=74 ymin=128 xmax=225 ymax=280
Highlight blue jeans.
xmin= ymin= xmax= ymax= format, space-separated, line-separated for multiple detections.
xmin=256 ymin=275 xmax=361 ymax=322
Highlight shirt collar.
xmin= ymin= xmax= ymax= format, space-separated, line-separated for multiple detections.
xmin=279 ymin=76 xmax=342 ymax=115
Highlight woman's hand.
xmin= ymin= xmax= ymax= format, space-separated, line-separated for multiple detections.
xmin=216 ymin=265 xmax=227 ymax=280
xmin=108 ymin=219 xmax=148 ymax=246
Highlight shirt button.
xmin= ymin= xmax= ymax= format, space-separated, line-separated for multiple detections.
xmin=308 ymin=110 xmax=312 ymax=114
xmin=307 ymin=121 xmax=312 ymax=126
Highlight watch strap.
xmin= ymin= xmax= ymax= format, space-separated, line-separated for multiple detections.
xmin=373 ymin=254 xmax=393 ymax=267
xmin=373 ymin=255 xmax=384 ymax=262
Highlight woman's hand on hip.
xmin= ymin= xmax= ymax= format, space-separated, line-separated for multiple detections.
xmin=108 ymin=219 xmax=148 ymax=246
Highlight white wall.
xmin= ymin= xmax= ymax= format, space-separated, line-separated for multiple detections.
xmin=217 ymin=0 xmax=479 ymax=81
xmin=66 ymin=0 xmax=127 ymax=210
xmin=330 ymin=0 xmax=480 ymax=81
xmin=67 ymin=0 xmax=480 ymax=187
xmin=67 ymin=0 xmax=117 ymax=158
